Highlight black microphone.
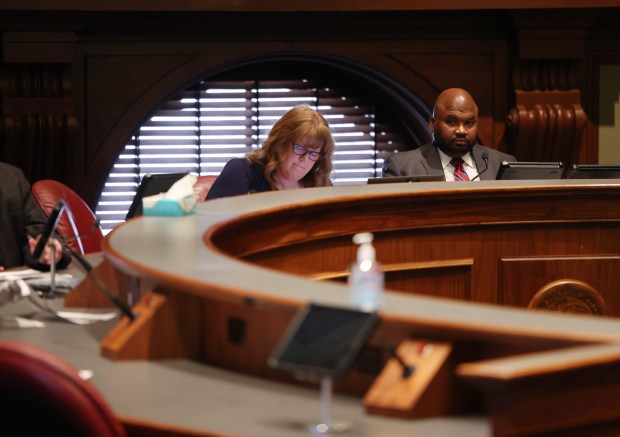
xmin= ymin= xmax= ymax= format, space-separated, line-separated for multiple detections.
xmin=387 ymin=344 xmax=416 ymax=379
xmin=54 ymin=211 xmax=136 ymax=322
xmin=63 ymin=219 xmax=102 ymax=244
xmin=65 ymin=244 xmax=136 ymax=322
xmin=375 ymin=331 xmax=415 ymax=379
xmin=470 ymin=152 xmax=489 ymax=181
xmin=32 ymin=200 xmax=65 ymax=260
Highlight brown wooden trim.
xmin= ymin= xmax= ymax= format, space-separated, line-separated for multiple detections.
xmin=307 ymin=258 xmax=473 ymax=281
xmin=3 ymin=0 xmax=620 ymax=12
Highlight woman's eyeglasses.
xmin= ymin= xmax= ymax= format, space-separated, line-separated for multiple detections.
xmin=292 ymin=143 xmax=322 ymax=161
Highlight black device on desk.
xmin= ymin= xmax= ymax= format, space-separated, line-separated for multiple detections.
xmin=496 ymin=161 xmax=564 ymax=180
xmin=126 ymin=172 xmax=189 ymax=220
xmin=268 ymin=303 xmax=378 ymax=380
xmin=564 ymin=164 xmax=620 ymax=179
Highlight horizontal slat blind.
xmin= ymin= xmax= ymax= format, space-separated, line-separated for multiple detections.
xmin=95 ymin=75 xmax=408 ymax=234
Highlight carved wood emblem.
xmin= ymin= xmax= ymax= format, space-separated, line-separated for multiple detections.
xmin=528 ymin=279 xmax=608 ymax=316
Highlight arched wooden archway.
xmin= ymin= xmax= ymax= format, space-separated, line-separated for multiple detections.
xmin=85 ymin=51 xmax=436 ymax=206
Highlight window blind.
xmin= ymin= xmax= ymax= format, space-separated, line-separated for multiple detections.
xmin=95 ymin=74 xmax=409 ymax=234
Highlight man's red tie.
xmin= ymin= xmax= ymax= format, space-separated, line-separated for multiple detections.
xmin=451 ymin=157 xmax=470 ymax=181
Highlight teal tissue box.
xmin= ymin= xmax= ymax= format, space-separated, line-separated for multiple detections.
xmin=143 ymin=194 xmax=197 ymax=217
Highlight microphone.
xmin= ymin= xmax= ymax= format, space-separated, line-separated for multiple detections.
xmin=63 ymin=219 xmax=102 ymax=255
xmin=470 ymin=152 xmax=489 ymax=181
xmin=375 ymin=331 xmax=415 ymax=379
xmin=50 ymin=205 xmax=136 ymax=321
xmin=32 ymin=200 xmax=65 ymax=260
xmin=52 ymin=208 xmax=136 ymax=322
xmin=65 ymin=244 xmax=136 ymax=322
xmin=64 ymin=219 xmax=101 ymax=243
xmin=387 ymin=344 xmax=416 ymax=378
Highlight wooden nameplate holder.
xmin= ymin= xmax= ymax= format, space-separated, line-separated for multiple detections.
xmin=100 ymin=288 xmax=203 ymax=361
xmin=363 ymin=339 xmax=455 ymax=418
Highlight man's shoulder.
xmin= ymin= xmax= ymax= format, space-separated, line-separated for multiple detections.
xmin=0 ymin=161 xmax=26 ymax=180
xmin=474 ymin=144 xmax=515 ymax=161
xmin=388 ymin=145 xmax=427 ymax=161
xmin=0 ymin=161 xmax=21 ymax=173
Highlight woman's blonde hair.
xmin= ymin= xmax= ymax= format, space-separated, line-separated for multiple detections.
xmin=246 ymin=105 xmax=335 ymax=189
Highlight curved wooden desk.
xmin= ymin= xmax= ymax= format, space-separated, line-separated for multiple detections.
xmin=98 ymin=179 xmax=620 ymax=437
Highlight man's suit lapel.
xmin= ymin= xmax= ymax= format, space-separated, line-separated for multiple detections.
xmin=471 ymin=145 xmax=493 ymax=180
xmin=421 ymin=143 xmax=444 ymax=175
xmin=471 ymin=145 xmax=484 ymax=176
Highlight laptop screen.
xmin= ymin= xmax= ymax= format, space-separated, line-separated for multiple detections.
xmin=565 ymin=164 xmax=620 ymax=179
xmin=496 ymin=162 xmax=564 ymax=180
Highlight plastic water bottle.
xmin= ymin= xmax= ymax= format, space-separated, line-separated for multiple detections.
xmin=348 ymin=232 xmax=384 ymax=311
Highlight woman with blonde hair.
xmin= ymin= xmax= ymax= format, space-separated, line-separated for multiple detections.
xmin=206 ymin=106 xmax=334 ymax=200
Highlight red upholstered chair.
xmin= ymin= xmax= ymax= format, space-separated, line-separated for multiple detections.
xmin=0 ymin=339 xmax=126 ymax=437
xmin=193 ymin=175 xmax=218 ymax=201
xmin=32 ymin=179 xmax=104 ymax=255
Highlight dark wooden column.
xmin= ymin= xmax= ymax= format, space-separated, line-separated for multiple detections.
xmin=505 ymin=10 xmax=597 ymax=165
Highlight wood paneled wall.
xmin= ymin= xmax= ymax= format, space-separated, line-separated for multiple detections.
xmin=1 ymin=3 xmax=620 ymax=205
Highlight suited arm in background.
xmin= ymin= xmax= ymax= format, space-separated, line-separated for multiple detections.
xmin=382 ymin=142 xmax=516 ymax=180
xmin=0 ymin=162 xmax=70 ymax=271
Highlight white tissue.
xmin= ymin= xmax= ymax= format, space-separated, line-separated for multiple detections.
xmin=165 ymin=174 xmax=197 ymax=199
xmin=142 ymin=174 xmax=198 ymax=216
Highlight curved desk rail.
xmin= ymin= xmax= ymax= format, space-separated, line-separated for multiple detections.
xmin=95 ymin=179 xmax=620 ymax=437
xmin=207 ymin=180 xmax=620 ymax=310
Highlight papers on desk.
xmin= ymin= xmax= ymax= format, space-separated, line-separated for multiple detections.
xmin=1 ymin=307 xmax=118 ymax=328
xmin=0 ymin=316 xmax=45 ymax=329
xmin=0 ymin=268 xmax=50 ymax=281
xmin=0 ymin=268 xmax=75 ymax=285
xmin=0 ymin=268 xmax=118 ymax=326
xmin=55 ymin=309 xmax=118 ymax=325
xmin=78 ymin=369 xmax=94 ymax=381
xmin=0 ymin=269 xmax=79 ymax=294
xmin=25 ymin=291 xmax=119 ymax=325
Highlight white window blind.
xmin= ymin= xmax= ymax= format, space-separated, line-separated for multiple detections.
xmin=95 ymin=74 xmax=409 ymax=234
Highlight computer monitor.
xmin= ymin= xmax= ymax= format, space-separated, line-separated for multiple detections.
xmin=126 ymin=172 xmax=189 ymax=220
xmin=268 ymin=303 xmax=379 ymax=380
xmin=564 ymin=164 xmax=620 ymax=179
xmin=496 ymin=161 xmax=564 ymax=180
xmin=367 ymin=174 xmax=444 ymax=184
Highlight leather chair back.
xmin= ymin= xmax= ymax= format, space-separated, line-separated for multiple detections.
xmin=0 ymin=339 xmax=126 ymax=437
xmin=193 ymin=175 xmax=218 ymax=201
xmin=32 ymin=179 xmax=104 ymax=254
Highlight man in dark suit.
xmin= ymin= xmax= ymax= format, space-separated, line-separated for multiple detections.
xmin=383 ymin=88 xmax=515 ymax=181
xmin=0 ymin=161 xmax=70 ymax=271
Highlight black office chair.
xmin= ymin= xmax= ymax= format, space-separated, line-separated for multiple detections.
xmin=0 ymin=339 xmax=127 ymax=437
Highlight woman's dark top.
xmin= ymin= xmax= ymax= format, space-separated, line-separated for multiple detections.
xmin=206 ymin=158 xmax=272 ymax=200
